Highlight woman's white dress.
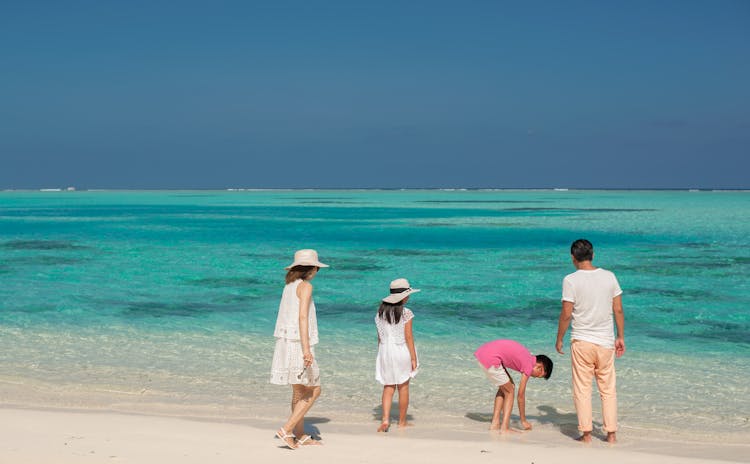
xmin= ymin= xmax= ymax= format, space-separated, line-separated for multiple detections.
xmin=270 ymin=279 xmax=320 ymax=386
xmin=375 ymin=307 xmax=417 ymax=385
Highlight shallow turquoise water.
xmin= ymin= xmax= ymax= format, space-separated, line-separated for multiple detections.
xmin=1 ymin=190 xmax=748 ymax=441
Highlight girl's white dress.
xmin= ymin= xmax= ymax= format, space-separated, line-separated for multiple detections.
xmin=375 ymin=307 xmax=417 ymax=385
xmin=270 ymin=279 xmax=320 ymax=386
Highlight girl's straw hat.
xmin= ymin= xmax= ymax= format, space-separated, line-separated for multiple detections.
xmin=382 ymin=278 xmax=420 ymax=304
xmin=285 ymin=249 xmax=329 ymax=270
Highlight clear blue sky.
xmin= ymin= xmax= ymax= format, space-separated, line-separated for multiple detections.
xmin=1 ymin=1 xmax=748 ymax=189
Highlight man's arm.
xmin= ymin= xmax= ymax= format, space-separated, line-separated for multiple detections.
xmin=517 ymin=374 xmax=532 ymax=430
xmin=556 ymin=301 xmax=574 ymax=354
xmin=613 ymin=294 xmax=625 ymax=358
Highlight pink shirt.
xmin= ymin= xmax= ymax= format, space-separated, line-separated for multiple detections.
xmin=474 ymin=339 xmax=535 ymax=376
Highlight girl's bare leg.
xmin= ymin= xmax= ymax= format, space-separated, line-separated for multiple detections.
xmin=397 ymin=381 xmax=411 ymax=427
xmin=379 ymin=385 xmax=396 ymax=431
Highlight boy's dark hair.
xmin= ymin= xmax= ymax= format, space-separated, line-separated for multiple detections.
xmin=570 ymin=239 xmax=594 ymax=262
xmin=536 ymin=354 xmax=553 ymax=380
xmin=378 ymin=301 xmax=404 ymax=324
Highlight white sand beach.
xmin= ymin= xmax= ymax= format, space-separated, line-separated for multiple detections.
xmin=2 ymin=407 xmax=747 ymax=464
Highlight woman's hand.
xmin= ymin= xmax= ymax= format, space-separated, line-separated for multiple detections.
xmin=303 ymin=350 xmax=314 ymax=367
xmin=411 ymin=359 xmax=417 ymax=371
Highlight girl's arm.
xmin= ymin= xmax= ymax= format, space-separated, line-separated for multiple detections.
xmin=404 ymin=319 xmax=417 ymax=371
xmin=297 ymin=281 xmax=314 ymax=367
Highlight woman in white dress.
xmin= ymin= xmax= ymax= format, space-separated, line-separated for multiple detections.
xmin=375 ymin=278 xmax=419 ymax=432
xmin=270 ymin=249 xmax=328 ymax=449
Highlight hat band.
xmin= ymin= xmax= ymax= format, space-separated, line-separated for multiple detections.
xmin=390 ymin=288 xmax=410 ymax=294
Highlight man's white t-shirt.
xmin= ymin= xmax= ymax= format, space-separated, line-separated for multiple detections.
xmin=562 ymin=268 xmax=622 ymax=348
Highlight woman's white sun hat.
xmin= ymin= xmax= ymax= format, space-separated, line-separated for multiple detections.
xmin=382 ymin=278 xmax=420 ymax=304
xmin=285 ymin=249 xmax=329 ymax=270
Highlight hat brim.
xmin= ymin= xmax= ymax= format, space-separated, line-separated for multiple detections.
xmin=285 ymin=261 xmax=329 ymax=270
xmin=382 ymin=288 xmax=420 ymax=304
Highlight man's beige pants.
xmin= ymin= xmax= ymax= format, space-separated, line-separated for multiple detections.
xmin=571 ymin=339 xmax=617 ymax=433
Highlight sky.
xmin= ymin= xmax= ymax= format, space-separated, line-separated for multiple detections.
xmin=1 ymin=1 xmax=748 ymax=189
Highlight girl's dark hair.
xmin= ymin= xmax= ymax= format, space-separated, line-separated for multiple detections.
xmin=285 ymin=265 xmax=318 ymax=284
xmin=378 ymin=301 xmax=404 ymax=325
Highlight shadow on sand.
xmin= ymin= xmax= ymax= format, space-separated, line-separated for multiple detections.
xmin=302 ymin=416 xmax=330 ymax=439
xmin=466 ymin=404 xmax=595 ymax=440
xmin=371 ymin=404 xmax=415 ymax=428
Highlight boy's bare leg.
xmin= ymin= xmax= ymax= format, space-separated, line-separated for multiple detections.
xmin=576 ymin=431 xmax=592 ymax=443
xmin=397 ymin=381 xmax=412 ymax=427
xmin=490 ymin=388 xmax=505 ymax=430
xmin=606 ymin=432 xmax=617 ymax=443
xmin=498 ymin=381 xmax=516 ymax=433
xmin=379 ymin=385 xmax=396 ymax=431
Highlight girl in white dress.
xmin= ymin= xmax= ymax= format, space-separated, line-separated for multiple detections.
xmin=375 ymin=278 xmax=419 ymax=432
xmin=271 ymin=249 xmax=328 ymax=449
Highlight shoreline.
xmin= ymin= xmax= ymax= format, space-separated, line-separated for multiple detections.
xmin=1 ymin=406 xmax=747 ymax=464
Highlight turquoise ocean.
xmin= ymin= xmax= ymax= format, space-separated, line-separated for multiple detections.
xmin=1 ymin=190 xmax=748 ymax=444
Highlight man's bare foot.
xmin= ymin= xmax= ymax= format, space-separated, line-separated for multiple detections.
xmin=606 ymin=432 xmax=617 ymax=444
xmin=489 ymin=423 xmax=500 ymax=431
xmin=397 ymin=421 xmax=413 ymax=428
xmin=377 ymin=422 xmax=390 ymax=432
xmin=576 ymin=432 xmax=592 ymax=443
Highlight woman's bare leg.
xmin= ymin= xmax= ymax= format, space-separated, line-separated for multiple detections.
xmin=283 ymin=384 xmax=321 ymax=438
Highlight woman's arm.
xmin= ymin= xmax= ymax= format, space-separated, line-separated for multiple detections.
xmin=297 ymin=281 xmax=314 ymax=367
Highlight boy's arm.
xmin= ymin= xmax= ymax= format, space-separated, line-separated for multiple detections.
xmin=518 ymin=374 xmax=532 ymax=430
xmin=556 ymin=301 xmax=574 ymax=354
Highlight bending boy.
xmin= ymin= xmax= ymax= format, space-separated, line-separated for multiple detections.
xmin=474 ymin=339 xmax=553 ymax=432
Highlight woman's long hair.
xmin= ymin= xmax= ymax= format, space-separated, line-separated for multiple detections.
xmin=285 ymin=265 xmax=318 ymax=284
xmin=377 ymin=301 xmax=404 ymax=325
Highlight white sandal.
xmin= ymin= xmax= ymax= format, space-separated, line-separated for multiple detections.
xmin=275 ymin=427 xmax=297 ymax=449
xmin=297 ymin=434 xmax=322 ymax=446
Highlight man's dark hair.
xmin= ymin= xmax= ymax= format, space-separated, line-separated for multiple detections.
xmin=536 ymin=354 xmax=553 ymax=380
xmin=570 ymin=239 xmax=594 ymax=262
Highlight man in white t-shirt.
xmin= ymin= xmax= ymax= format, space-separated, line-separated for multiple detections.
xmin=555 ymin=239 xmax=625 ymax=444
